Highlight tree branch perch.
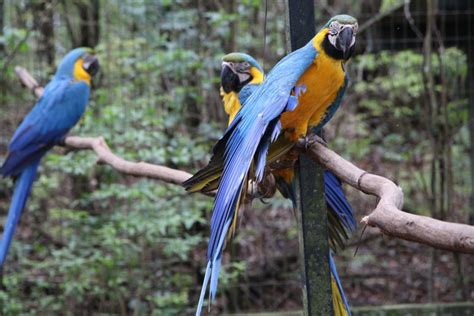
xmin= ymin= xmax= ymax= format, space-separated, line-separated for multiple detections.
xmin=12 ymin=66 xmax=474 ymax=254
xmin=304 ymin=137 xmax=474 ymax=254
xmin=64 ymin=136 xmax=192 ymax=185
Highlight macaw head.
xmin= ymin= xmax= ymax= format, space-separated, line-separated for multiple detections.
xmin=54 ymin=47 xmax=100 ymax=85
xmin=323 ymin=14 xmax=358 ymax=61
xmin=220 ymin=52 xmax=264 ymax=93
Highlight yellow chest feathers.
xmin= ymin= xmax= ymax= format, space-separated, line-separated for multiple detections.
xmin=280 ymin=29 xmax=345 ymax=140
xmin=221 ymin=89 xmax=241 ymax=126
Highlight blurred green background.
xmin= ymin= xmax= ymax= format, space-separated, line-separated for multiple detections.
xmin=0 ymin=0 xmax=473 ymax=315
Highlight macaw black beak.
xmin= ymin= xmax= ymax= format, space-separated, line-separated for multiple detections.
xmin=82 ymin=54 xmax=100 ymax=77
xmin=336 ymin=27 xmax=354 ymax=60
xmin=221 ymin=62 xmax=239 ymax=93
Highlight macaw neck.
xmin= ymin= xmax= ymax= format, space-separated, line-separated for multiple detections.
xmin=54 ymin=59 xmax=91 ymax=85
xmin=73 ymin=59 xmax=91 ymax=85
xmin=249 ymin=67 xmax=264 ymax=85
xmin=316 ymin=28 xmax=353 ymax=62
xmin=54 ymin=49 xmax=85 ymax=80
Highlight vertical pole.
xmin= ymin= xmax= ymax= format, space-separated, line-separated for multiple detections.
xmin=468 ymin=25 xmax=474 ymax=225
xmin=286 ymin=1 xmax=333 ymax=315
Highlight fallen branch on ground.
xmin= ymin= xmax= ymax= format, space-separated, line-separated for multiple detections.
xmin=13 ymin=66 xmax=474 ymax=254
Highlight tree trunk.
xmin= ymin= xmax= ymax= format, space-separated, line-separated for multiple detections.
xmin=76 ymin=0 xmax=100 ymax=48
xmin=0 ymin=0 xmax=5 ymax=103
xmin=0 ymin=0 xmax=4 ymax=56
xmin=64 ymin=0 xmax=100 ymax=48
xmin=31 ymin=0 xmax=55 ymax=66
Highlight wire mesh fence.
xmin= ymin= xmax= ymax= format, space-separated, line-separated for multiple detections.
xmin=0 ymin=0 xmax=473 ymax=314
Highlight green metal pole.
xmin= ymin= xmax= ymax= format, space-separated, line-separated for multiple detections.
xmin=468 ymin=29 xmax=474 ymax=226
xmin=286 ymin=1 xmax=333 ymax=315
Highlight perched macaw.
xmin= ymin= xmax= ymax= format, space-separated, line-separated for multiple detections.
xmin=0 ymin=48 xmax=99 ymax=266
xmin=220 ymin=53 xmax=264 ymax=125
xmin=183 ymin=14 xmax=358 ymax=315
xmin=219 ymin=52 xmax=355 ymax=315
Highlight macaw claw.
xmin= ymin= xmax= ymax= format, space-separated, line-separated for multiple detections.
xmin=298 ymin=134 xmax=327 ymax=151
xmin=313 ymin=135 xmax=328 ymax=147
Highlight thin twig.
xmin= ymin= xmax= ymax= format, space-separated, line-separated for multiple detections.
xmin=404 ymin=0 xmax=424 ymax=41
xmin=359 ymin=2 xmax=405 ymax=34
xmin=2 ymin=29 xmax=31 ymax=73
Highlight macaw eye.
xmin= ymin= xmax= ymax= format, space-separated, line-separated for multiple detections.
xmin=237 ymin=62 xmax=250 ymax=72
xmin=329 ymin=21 xmax=341 ymax=34
xmin=352 ymin=23 xmax=358 ymax=34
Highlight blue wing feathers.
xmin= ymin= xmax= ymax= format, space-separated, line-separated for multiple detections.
xmin=210 ymin=45 xmax=354 ymax=316
xmin=197 ymin=43 xmax=318 ymax=315
xmin=1 ymin=79 xmax=89 ymax=177
xmin=254 ymin=118 xmax=280 ymax=182
xmin=239 ymin=84 xmax=259 ymax=105
xmin=0 ymin=78 xmax=90 ymax=266
xmin=0 ymin=143 xmax=50 ymax=177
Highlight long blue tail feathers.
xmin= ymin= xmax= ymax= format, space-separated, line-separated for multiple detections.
xmin=325 ymin=170 xmax=355 ymax=316
xmin=330 ymin=252 xmax=352 ymax=315
xmin=196 ymin=219 xmax=231 ymax=316
xmin=0 ymin=160 xmax=40 ymax=266
xmin=324 ymin=170 xmax=356 ymax=233
xmin=195 ymin=170 xmax=354 ymax=315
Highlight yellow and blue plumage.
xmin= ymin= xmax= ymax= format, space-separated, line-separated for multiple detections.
xmin=0 ymin=48 xmax=99 ymax=266
xmin=183 ymin=15 xmax=358 ymax=316
xmin=218 ymin=52 xmax=355 ymax=315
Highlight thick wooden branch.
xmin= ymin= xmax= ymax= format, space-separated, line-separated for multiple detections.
xmin=13 ymin=66 xmax=474 ymax=254
xmin=304 ymin=136 xmax=474 ymax=254
xmin=64 ymin=136 xmax=192 ymax=185
xmin=14 ymin=66 xmax=44 ymax=97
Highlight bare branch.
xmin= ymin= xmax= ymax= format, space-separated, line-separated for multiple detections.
xmin=14 ymin=66 xmax=44 ymax=97
xmin=64 ymin=136 xmax=192 ymax=185
xmin=303 ymin=136 xmax=474 ymax=254
xmin=13 ymin=66 xmax=474 ymax=254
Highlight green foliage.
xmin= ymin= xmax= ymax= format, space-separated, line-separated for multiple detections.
xmin=335 ymin=48 xmax=468 ymax=216
xmin=0 ymin=1 xmax=248 ymax=314
xmin=1 ymin=0 xmax=472 ymax=313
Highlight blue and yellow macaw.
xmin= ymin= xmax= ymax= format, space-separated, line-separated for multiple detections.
xmin=0 ymin=48 xmax=99 ymax=266
xmin=219 ymin=52 xmax=354 ymax=314
xmin=219 ymin=53 xmax=264 ymax=125
xmin=183 ymin=15 xmax=358 ymax=315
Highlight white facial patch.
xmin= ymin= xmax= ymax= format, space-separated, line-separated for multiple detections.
xmin=328 ymin=23 xmax=357 ymax=49
xmin=237 ymin=72 xmax=251 ymax=83
xmin=329 ymin=21 xmax=341 ymax=35
xmin=329 ymin=34 xmax=337 ymax=46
